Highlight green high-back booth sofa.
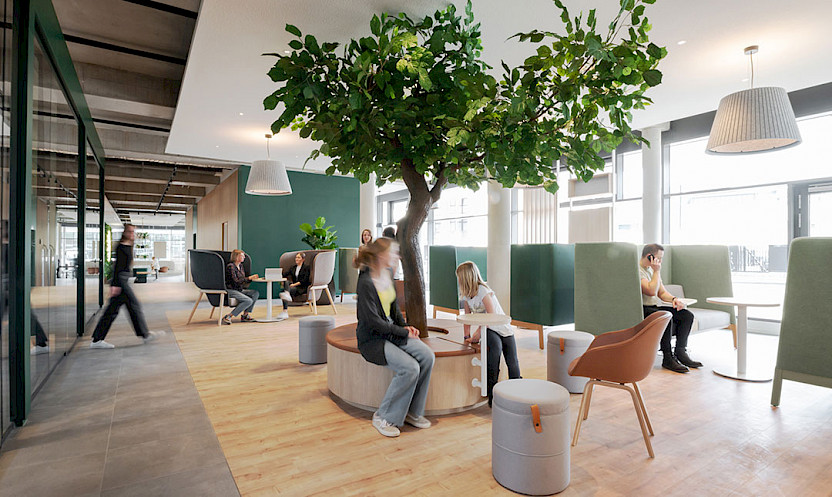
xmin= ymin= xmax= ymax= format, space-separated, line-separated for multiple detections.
xmin=771 ymin=237 xmax=832 ymax=406
xmin=429 ymin=246 xmax=488 ymax=315
xmin=574 ymin=243 xmax=736 ymax=336
xmin=510 ymin=244 xmax=575 ymax=349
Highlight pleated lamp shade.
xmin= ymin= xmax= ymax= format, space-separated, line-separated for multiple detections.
xmin=707 ymin=86 xmax=801 ymax=154
xmin=245 ymin=159 xmax=292 ymax=195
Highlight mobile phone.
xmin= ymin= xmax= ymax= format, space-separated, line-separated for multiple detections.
xmin=647 ymin=254 xmax=654 ymax=262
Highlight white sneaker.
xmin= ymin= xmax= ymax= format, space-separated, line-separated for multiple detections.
xmin=405 ymin=413 xmax=431 ymax=429
xmin=30 ymin=345 xmax=50 ymax=355
xmin=372 ymin=412 xmax=400 ymax=437
xmin=277 ymin=311 xmax=289 ymax=320
xmin=144 ymin=330 xmax=166 ymax=343
xmin=278 ymin=291 xmax=291 ymax=302
xmin=90 ymin=340 xmax=115 ymax=349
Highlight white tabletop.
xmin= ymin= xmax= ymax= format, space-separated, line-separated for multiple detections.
xmin=706 ymin=297 xmax=781 ymax=307
xmin=252 ymin=277 xmax=286 ymax=283
xmin=456 ymin=313 xmax=511 ymax=326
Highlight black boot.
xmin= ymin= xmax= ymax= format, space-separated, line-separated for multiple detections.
xmin=486 ymin=370 xmax=499 ymax=408
xmin=662 ymin=353 xmax=689 ymax=373
xmin=675 ymin=349 xmax=703 ymax=368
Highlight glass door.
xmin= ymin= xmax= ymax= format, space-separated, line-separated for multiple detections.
xmin=792 ymin=181 xmax=832 ymax=238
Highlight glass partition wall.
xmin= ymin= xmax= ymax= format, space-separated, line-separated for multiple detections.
xmin=2 ymin=0 xmax=107 ymax=439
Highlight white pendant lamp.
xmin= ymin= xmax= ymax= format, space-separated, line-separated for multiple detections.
xmin=245 ymin=133 xmax=292 ymax=195
xmin=707 ymin=46 xmax=801 ymax=154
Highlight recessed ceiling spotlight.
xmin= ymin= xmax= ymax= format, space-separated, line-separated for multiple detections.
xmin=677 ymin=40 xmax=687 ymax=45
xmin=215 ymin=145 xmax=220 ymax=148
xmin=741 ymin=78 xmax=749 ymax=82
xmin=284 ymin=50 xmax=291 ymax=54
xmin=239 ymin=112 xmax=244 ymax=116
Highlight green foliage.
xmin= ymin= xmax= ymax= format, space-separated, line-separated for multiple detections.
xmin=265 ymin=0 xmax=666 ymax=194
xmin=299 ymin=216 xmax=338 ymax=250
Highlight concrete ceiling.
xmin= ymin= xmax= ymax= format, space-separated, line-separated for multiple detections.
xmin=47 ymin=0 xmax=237 ymax=224
xmin=167 ymin=0 xmax=832 ymax=172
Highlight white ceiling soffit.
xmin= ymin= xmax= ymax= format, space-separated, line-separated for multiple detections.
xmin=167 ymin=0 xmax=832 ymax=169
xmin=128 ymin=212 xmax=186 ymax=227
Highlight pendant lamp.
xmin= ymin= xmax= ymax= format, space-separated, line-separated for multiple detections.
xmin=245 ymin=133 xmax=292 ymax=195
xmin=706 ymin=46 xmax=801 ymax=154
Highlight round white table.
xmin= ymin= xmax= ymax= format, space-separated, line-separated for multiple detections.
xmin=706 ymin=297 xmax=781 ymax=382
xmin=456 ymin=313 xmax=512 ymax=396
xmin=252 ymin=277 xmax=287 ymax=322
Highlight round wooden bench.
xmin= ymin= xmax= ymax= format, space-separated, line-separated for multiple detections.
xmin=327 ymin=319 xmax=487 ymax=415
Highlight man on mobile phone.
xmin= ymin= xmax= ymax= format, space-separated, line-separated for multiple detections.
xmin=639 ymin=243 xmax=702 ymax=373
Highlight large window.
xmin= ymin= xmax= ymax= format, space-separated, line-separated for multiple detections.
xmin=665 ymin=112 xmax=832 ymax=320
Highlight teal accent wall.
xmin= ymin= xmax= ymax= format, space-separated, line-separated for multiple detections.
xmin=237 ymin=169 xmax=360 ymax=288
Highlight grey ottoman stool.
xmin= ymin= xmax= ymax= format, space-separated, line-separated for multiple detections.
xmin=492 ymin=379 xmax=570 ymax=495
xmin=547 ymin=331 xmax=594 ymax=393
xmin=299 ymin=316 xmax=335 ymax=364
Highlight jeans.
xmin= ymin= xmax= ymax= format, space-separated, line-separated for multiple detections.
xmin=228 ymin=289 xmax=259 ymax=317
xmin=486 ymin=329 xmax=522 ymax=400
xmin=378 ymin=338 xmax=435 ymax=426
xmin=93 ymin=279 xmax=149 ymax=341
xmin=643 ymin=305 xmax=694 ymax=354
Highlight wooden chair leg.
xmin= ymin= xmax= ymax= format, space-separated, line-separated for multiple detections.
xmin=187 ymin=293 xmax=203 ymax=324
xmin=632 ymin=382 xmax=653 ymax=436
xmin=311 ymin=289 xmax=318 ymax=315
xmin=727 ymin=323 xmax=737 ymax=349
xmin=537 ymin=324 xmax=545 ymax=350
xmin=572 ymin=380 xmax=594 ymax=447
xmin=209 ymin=306 xmax=215 ymax=319
xmin=623 ymin=383 xmax=654 ymax=458
xmin=583 ymin=381 xmax=595 ymax=420
xmin=218 ymin=301 xmax=224 ymax=326
xmin=771 ymin=368 xmax=783 ymax=407
xmin=325 ymin=287 xmax=337 ymax=314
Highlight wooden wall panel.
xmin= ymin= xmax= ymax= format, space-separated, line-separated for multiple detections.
xmin=196 ymin=171 xmax=237 ymax=251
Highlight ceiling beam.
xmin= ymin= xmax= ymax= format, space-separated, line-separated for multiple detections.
xmin=49 ymin=164 xmax=221 ymax=187
xmin=36 ymin=177 xmax=207 ymax=197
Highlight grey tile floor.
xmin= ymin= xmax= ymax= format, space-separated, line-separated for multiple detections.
xmin=0 ymin=300 xmax=240 ymax=497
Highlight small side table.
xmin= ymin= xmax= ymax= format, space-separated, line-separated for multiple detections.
xmin=252 ymin=277 xmax=287 ymax=322
xmin=456 ymin=313 xmax=512 ymax=397
xmin=706 ymin=297 xmax=781 ymax=382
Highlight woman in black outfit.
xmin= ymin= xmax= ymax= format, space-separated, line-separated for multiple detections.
xmin=279 ymin=252 xmax=311 ymax=303
xmin=91 ymin=224 xmax=163 ymax=349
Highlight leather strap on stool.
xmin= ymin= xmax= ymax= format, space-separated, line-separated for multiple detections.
xmin=530 ymin=404 xmax=543 ymax=433
xmin=559 ymin=338 xmax=565 ymax=354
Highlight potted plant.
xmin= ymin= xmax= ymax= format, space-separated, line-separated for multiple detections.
xmin=300 ymin=216 xmax=338 ymax=250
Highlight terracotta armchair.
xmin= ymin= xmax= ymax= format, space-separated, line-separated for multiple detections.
xmin=568 ymin=311 xmax=672 ymax=458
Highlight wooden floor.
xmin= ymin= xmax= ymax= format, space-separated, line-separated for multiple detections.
xmin=169 ymin=294 xmax=832 ymax=497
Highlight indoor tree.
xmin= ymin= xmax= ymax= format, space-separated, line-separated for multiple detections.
xmin=265 ymin=0 xmax=666 ymax=335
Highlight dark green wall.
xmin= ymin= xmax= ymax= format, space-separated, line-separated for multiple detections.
xmin=237 ymin=169 xmax=360 ymax=284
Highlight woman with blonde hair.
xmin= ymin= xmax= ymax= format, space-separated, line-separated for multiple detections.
xmin=354 ymin=238 xmax=434 ymax=437
xmin=456 ymin=261 xmax=520 ymax=406
xmin=222 ymin=249 xmax=261 ymax=325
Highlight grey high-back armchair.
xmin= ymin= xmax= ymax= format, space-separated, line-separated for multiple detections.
xmin=187 ymin=249 xmax=252 ymax=326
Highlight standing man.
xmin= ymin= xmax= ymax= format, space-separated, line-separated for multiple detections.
xmin=639 ymin=243 xmax=702 ymax=373
xmin=91 ymin=224 xmax=164 ymax=348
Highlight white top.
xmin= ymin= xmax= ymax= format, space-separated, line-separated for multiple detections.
xmin=460 ymin=284 xmax=514 ymax=337
xmin=638 ymin=266 xmax=662 ymax=306
xmin=706 ymin=297 xmax=781 ymax=307
xmin=295 ymin=265 xmax=301 ymax=278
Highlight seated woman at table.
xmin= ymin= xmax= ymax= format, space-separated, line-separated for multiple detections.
xmin=456 ymin=261 xmax=520 ymax=407
xmin=279 ymin=252 xmax=311 ymax=303
xmin=222 ymin=249 xmax=260 ymax=325
xmin=354 ymin=238 xmax=434 ymax=437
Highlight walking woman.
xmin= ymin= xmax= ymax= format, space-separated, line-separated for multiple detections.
xmin=91 ymin=224 xmax=163 ymax=348
xmin=354 ymin=238 xmax=434 ymax=437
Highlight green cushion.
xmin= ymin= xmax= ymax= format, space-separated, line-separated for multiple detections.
xmin=574 ymin=243 xmax=644 ymax=335
xmin=510 ymin=244 xmax=574 ymax=326
xmin=776 ymin=237 xmax=832 ymax=378
xmin=429 ymin=246 xmax=487 ymax=310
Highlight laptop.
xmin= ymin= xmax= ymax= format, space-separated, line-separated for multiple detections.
xmin=264 ymin=268 xmax=283 ymax=280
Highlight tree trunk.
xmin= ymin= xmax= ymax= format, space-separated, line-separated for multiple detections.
xmin=396 ymin=157 xmax=446 ymax=338
xmin=397 ymin=195 xmax=432 ymax=337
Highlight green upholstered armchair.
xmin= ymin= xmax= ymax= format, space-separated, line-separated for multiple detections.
xmin=771 ymin=237 xmax=832 ymax=406
xmin=510 ymin=244 xmax=575 ymax=349
xmin=428 ymin=245 xmax=487 ymax=316
xmin=338 ymin=248 xmax=359 ymax=302
xmin=574 ymin=243 xmax=645 ymax=335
